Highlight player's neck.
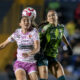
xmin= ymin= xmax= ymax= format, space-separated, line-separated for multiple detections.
xmin=22 ymin=28 xmax=28 ymax=34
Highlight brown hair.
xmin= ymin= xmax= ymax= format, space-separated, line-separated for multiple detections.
xmin=47 ymin=10 xmax=58 ymax=16
xmin=38 ymin=21 xmax=49 ymax=27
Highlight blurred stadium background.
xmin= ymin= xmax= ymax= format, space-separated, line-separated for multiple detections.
xmin=0 ymin=0 xmax=80 ymax=80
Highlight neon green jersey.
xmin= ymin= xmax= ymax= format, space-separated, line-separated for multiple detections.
xmin=40 ymin=24 xmax=64 ymax=58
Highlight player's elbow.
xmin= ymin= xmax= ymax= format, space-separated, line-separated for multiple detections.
xmin=37 ymin=47 xmax=40 ymax=52
xmin=36 ymin=46 xmax=40 ymax=53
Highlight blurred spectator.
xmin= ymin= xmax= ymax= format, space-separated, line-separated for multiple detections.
xmin=74 ymin=56 xmax=80 ymax=69
xmin=61 ymin=51 xmax=72 ymax=67
xmin=72 ymin=42 xmax=80 ymax=55
xmin=74 ymin=3 xmax=80 ymax=21
xmin=65 ymin=21 xmax=76 ymax=36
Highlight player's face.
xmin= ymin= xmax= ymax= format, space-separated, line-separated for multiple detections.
xmin=19 ymin=16 xmax=31 ymax=30
xmin=47 ymin=11 xmax=58 ymax=24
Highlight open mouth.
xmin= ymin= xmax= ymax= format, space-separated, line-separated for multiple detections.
xmin=24 ymin=25 xmax=30 ymax=29
xmin=51 ymin=19 xmax=54 ymax=21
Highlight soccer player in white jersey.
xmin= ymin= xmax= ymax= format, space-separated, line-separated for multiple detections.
xmin=0 ymin=7 xmax=40 ymax=80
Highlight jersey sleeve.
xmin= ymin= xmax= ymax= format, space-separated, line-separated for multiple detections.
xmin=39 ymin=25 xmax=48 ymax=41
xmin=8 ymin=29 xmax=19 ymax=42
xmin=32 ymin=28 xmax=40 ymax=41
xmin=8 ymin=34 xmax=15 ymax=42
xmin=41 ymin=26 xmax=48 ymax=33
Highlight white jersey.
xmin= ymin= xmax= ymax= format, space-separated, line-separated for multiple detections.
xmin=8 ymin=28 xmax=40 ymax=63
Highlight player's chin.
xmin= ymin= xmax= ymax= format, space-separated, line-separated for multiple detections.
xmin=24 ymin=27 xmax=28 ymax=29
xmin=50 ymin=22 xmax=55 ymax=24
xmin=50 ymin=20 xmax=56 ymax=24
xmin=24 ymin=25 xmax=29 ymax=29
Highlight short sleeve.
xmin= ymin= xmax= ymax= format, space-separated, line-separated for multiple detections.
xmin=8 ymin=33 xmax=15 ymax=42
xmin=42 ymin=26 xmax=47 ymax=33
xmin=41 ymin=24 xmax=50 ymax=33
xmin=8 ymin=29 xmax=19 ymax=42
xmin=32 ymin=28 xmax=40 ymax=41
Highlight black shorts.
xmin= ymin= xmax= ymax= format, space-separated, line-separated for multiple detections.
xmin=37 ymin=56 xmax=58 ymax=67
xmin=36 ymin=53 xmax=58 ymax=67
xmin=46 ymin=56 xmax=58 ymax=68
xmin=37 ymin=58 xmax=48 ymax=66
xmin=35 ymin=53 xmax=48 ymax=66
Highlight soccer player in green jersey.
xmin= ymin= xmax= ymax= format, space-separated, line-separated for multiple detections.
xmin=37 ymin=10 xmax=72 ymax=80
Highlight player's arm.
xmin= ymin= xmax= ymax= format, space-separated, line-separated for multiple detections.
xmin=62 ymin=35 xmax=70 ymax=46
xmin=22 ymin=40 xmax=40 ymax=58
xmin=62 ymin=35 xmax=72 ymax=55
xmin=23 ymin=28 xmax=40 ymax=57
xmin=0 ymin=31 xmax=16 ymax=50
xmin=30 ymin=40 xmax=40 ymax=55
xmin=0 ymin=39 xmax=10 ymax=49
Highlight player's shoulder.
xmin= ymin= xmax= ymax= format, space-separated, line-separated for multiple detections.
xmin=42 ymin=24 xmax=51 ymax=31
xmin=32 ymin=28 xmax=38 ymax=32
xmin=12 ymin=28 xmax=21 ymax=35
xmin=33 ymin=28 xmax=37 ymax=31
xmin=31 ymin=28 xmax=39 ymax=35
xmin=58 ymin=24 xmax=64 ymax=28
xmin=58 ymin=24 xmax=64 ymax=27
xmin=15 ymin=28 xmax=21 ymax=32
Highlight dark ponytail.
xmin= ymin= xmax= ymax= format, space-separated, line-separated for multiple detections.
xmin=32 ymin=20 xmax=49 ymax=30
xmin=32 ymin=21 xmax=38 ymax=29
xmin=38 ymin=21 xmax=49 ymax=28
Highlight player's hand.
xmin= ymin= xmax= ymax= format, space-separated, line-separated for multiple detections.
xmin=22 ymin=53 xmax=30 ymax=58
xmin=0 ymin=44 xmax=4 ymax=49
